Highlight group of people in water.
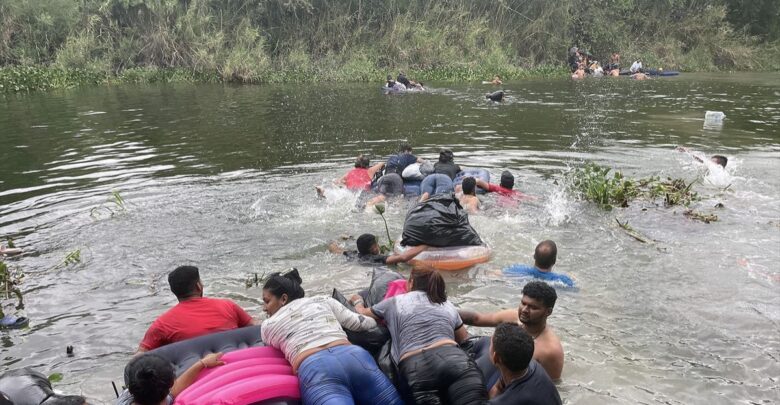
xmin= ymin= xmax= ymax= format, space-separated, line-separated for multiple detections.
xmin=568 ymin=46 xmax=650 ymax=80
xmin=318 ymin=142 xmax=531 ymax=213
xmin=115 ymin=142 xmax=578 ymax=405
xmin=123 ymin=260 xmax=564 ymax=405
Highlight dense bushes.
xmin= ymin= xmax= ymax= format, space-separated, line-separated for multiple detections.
xmin=0 ymin=0 xmax=777 ymax=91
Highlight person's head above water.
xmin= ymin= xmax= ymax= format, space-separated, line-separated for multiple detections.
xmin=127 ymin=354 xmax=175 ymax=405
xmin=262 ymin=269 xmax=305 ymax=316
xmin=438 ymin=149 xmax=454 ymax=163
xmin=354 ymin=154 xmax=370 ymax=168
xmin=409 ymin=267 xmax=447 ymax=304
xmin=399 ymin=142 xmax=413 ymax=153
xmin=533 ymin=240 xmax=557 ymax=271
xmin=356 ymin=233 xmax=379 ymax=255
xmin=168 ymin=265 xmax=202 ymax=301
xmin=518 ymin=281 xmax=557 ymax=326
xmin=710 ymin=155 xmax=728 ymax=168
xmin=500 ymin=170 xmax=515 ymax=189
xmin=462 ymin=177 xmax=476 ymax=196
xmin=490 ymin=322 xmax=534 ymax=373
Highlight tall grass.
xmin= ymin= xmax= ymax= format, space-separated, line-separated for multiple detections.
xmin=1 ymin=0 xmax=777 ymax=91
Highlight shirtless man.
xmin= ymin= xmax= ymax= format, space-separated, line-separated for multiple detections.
xmin=458 ymin=176 xmax=480 ymax=214
xmin=459 ymin=281 xmax=564 ymax=380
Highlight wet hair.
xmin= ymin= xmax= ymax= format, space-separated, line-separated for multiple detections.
xmin=500 ymin=170 xmax=515 ymax=189
xmin=711 ymin=155 xmax=728 ymax=168
xmin=534 ymin=240 xmax=557 ymax=269
xmin=399 ymin=142 xmax=412 ymax=153
xmin=168 ymin=265 xmax=200 ymax=300
xmin=263 ymin=268 xmax=305 ymax=302
xmin=387 ymin=74 xmax=393 ymax=81
xmin=492 ymin=322 xmax=534 ymax=372
xmin=462 ymin=177 xmax=476 ymax=195
xmin=438 ymin=149 xmax=454 ymax=163
xmin=409 ymin=267 xmax=447 ymax=304
xmin=522 ymin=281 xmax=557 ymax=309
xmin=45 ymin=396 xmax=88 ymax=405
xmin=356 ymin=233 xmax=377 ymax=255
xmin=127 ymin=354 xmax=175 ymax=405
xmin=355 ymin=155 xmax=370 ymax=168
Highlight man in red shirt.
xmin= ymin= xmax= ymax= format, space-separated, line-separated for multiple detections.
xmin=476 ymin=171 xmax=530 ymax=200
xmin=137 ymin=266 xmax=255 ymax=353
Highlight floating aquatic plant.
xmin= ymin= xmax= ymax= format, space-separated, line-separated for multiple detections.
xmin=373 ymin=204 xmax=395 ymax=254
xmin=569 ymin=163 xmax=702 ymax=211
xmin=90 ymin=190 xmax=127 ymax=219
xmin=0 ymin=261 xmax=25 ymax=316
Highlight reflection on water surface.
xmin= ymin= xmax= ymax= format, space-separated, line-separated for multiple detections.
xmin=1 ymin=73 xmax=778 ymax=404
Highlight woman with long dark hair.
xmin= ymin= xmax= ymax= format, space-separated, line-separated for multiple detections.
xmin=260 ymin=269 xmax=402 ymax=405
xmin=352 ymin=267 xmax=487 ymax=404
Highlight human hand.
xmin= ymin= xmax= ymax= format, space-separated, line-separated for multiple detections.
xmin=200 ymin=352 xmax=225 ymax=368
xmin=349 ymin=295 xmax=364 ymax=306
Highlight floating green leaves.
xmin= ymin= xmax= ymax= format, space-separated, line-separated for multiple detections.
xmin=569 ymin=163 xmax=702 ymax=211
xmin=48 ymin=373 xmax=64 ymax=383
xmin=90 ymin=190 xmax=127 ymax=219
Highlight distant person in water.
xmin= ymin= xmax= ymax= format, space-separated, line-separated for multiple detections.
xmin=571 ymin=64 xmax=585 ymax=80
xmin=631 ymin=72 xmax=649 ymax=80
xmin=385 ymin=74 xmax=406 ymax=91
xmin=605 ymin=52 xmax=620 ymax=75
xmin=676 ymin=147 xmax=728 ymax=168
xmin=316 ymin=155 xmax=385 ymax=197
xmin=486 ymin=75 xmax=503 ymax=85
xmin=329 ymin=233 xmax=428 ymax=265
xmin=503 ymin=240 xmax=574 ymax=287
xmin=475 ymin=171 xmax=530 ymax=200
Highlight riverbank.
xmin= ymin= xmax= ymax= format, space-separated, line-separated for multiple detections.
xmin=0 ymin=64 xmax=568 ymax=93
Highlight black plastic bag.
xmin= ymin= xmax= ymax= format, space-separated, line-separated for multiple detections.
xmin=401 ymin=193 xmax=483 ymax=247
xmin=375 ymin=339 xmax=398 ymax=384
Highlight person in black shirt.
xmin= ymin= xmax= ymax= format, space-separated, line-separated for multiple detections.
xmin=488 ymin=323 xmax=561 ymax=404
xmin=433 ymin=149 xmax=462 ymax=180
xmin=329 ymin=234 xmax=427 ymax=265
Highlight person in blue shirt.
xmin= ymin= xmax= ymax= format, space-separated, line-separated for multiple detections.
xmin=503 ymin=240 xmax=575 ymax=287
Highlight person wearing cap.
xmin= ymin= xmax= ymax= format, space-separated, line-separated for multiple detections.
xmin=328 ymin=234 xmax=428 ymax=265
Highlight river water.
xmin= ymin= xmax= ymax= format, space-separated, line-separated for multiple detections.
xmin=1 ymin=73 xmax=778 ymax=404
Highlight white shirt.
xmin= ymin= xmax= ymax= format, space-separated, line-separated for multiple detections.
xmin=630 ymin=60 xmax=643 ymax=73
xmin=261 ymin=296 xmax=377 ymax=366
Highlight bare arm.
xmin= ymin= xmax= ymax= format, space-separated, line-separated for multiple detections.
xmin=386 ymin=244 xmax=428 ymax=265
xmin=458 ymin=308 xmax=517 ymax=327
xmin=475 ymin=179 xmax=490 ymax=191
xmin=367 ymin=162 xmax=385 ymax=179
xmin=171 ymin=353 xmax=224 ymax=397
xmin=327 ymin=241 xmax=345 ymax=255
xmin=454 ymin=325 xmax=469 ymax=343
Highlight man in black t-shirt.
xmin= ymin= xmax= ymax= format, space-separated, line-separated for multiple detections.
xmin=488 ymin=323 xmax=561 ymax=404
xmin=329 ymin=234 xmax=427 ymax=265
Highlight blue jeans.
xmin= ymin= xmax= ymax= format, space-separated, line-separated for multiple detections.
xmin=298 ymin=345 xmax=403 ymax=405
xmin=421 ymin=174 xmax=454 ymax=196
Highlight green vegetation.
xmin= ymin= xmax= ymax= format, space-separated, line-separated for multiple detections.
xmin=569 ymin=163 xmax=703 ymax=211
xmin=373 ymin=204 xmax=395 ymax=254
xmin=1 ymin=0 xmax=777 ymax=91
xmin=0 ymin=261 xmax=25 ymax=317
xmin=90 ymin=190 xmax=128 ymax=219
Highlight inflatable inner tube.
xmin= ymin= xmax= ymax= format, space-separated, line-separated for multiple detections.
xmin=394 ymin=242 xmax=491 ymax=271
xmin=121 ymin=326 xmax=300 ymax=405
xmin=454 ymin=169 xmax=490 ymax=195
